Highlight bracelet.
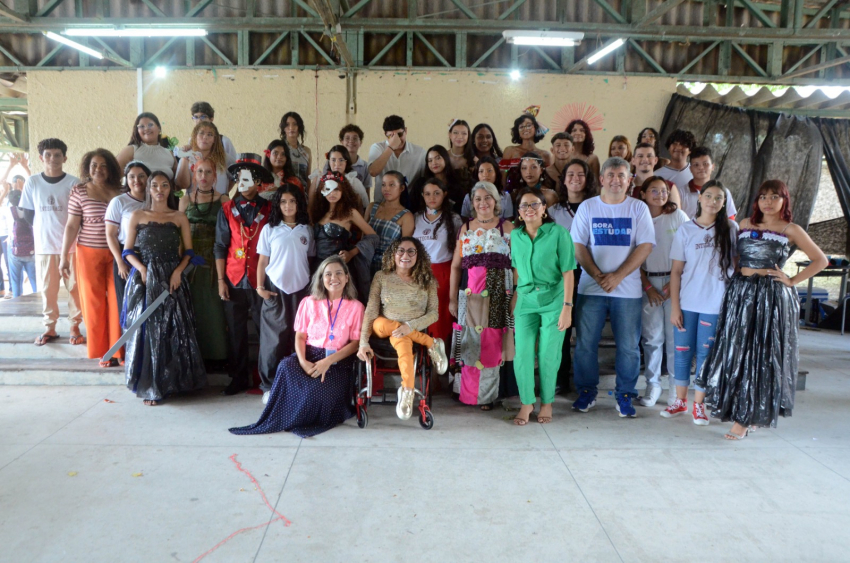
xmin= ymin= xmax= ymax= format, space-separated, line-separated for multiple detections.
xmin=218 ymin=278 xmax=225 ymax=281
xmin=644 ymin=284 xmax=652 ymax=292
xmin=563 ymin=301 xmax=573 ymax=307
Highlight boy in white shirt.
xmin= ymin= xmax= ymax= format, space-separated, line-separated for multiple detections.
xmin=19 ymin=138 xmax=84 ymax=346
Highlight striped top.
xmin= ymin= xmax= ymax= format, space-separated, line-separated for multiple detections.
xmin=68 ymin=184 xmax=110 ymax=248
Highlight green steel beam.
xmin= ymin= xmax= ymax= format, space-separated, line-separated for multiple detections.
xmin=36 ymin=42 xmax=64 ymax=67
xmin=448 ymin=0 xmax=477 ymax=20
xmin=366 ymin=31 xmax=403 ymax=66
xmin=201 ymin=36 xmax=232 ymax=65
xmin=291 ymin=0 xmax=320 ymax=18
xmin=35 ymin=0 xmax=66 ymax=17
xmin=498 ymin=0 xmax=528 ymax=21
xmin=628 ymin=38 xmax=667 ymax=74
xmin=470 ymin=36 xmax=505 ymax=68
xmin=140 ymin=0 xmax=166 ymax=17
xmin=676 ymin=40 xmax=721 ymax=76
xmin=254 ymin=31 xmax=289 ymax=66
xmin=737 ymin=0 xmax=777 ymax=28
xmin=344 ymin=0 xmax=373 ymax=18
xmin=804 ymin=0 xmax=843 ymax=29
xmin=731 ymin=42 xmax=769 ymax=77
xmin=0 ymin=2 xmax=29 ymax=22
xmin=531 ymin=45 xmax=560 ymax=71
xmin=414 ymin=32 xmax=451 ymax=68
xmin=144 ymin=37 xmax=180 ymax=66
xmin=591 ymin=0 xmax=628 ymax=24
xmin=300 ymin=29 xmax=336 ymax=65
xmin=91 ymin=37 xmax=133 ymax=67
xmin=0 ymin=43 xmax=24 ymax=66
xmin=634 ymin=0 xmax=686 ymax=27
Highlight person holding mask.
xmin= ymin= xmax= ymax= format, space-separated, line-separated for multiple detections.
xmin=122 ymin=171 xmax=207 ymax=405
xmin=106 ymin=161 xmax=149 ymax=308
xmin=311 ymin=145 xmax=369 ymax=212
xmin=60 ymin=149 xmax=124 ymax=366
xmin=510 ymin=187 xmax=576 ymax=425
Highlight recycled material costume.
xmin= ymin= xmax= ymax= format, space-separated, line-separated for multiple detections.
xmin=123 ymin=222 xmax=207 ymax=401
xmin=696 ymin=226 xmax=798 ymax=428
xmin=313 ymin=222 xmax=376 ymax=306
xmin=450 ymin=219 xmax=514 ymax=405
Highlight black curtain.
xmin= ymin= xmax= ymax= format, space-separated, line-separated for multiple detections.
xmin=659 ymin=94 xmax=826 ymax=229
xmin=814 ymin=118 xmax=850 ymax=226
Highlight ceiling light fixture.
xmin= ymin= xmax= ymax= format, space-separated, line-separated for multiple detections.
xmin=502 ymin=30 xmax=584 ymax=47
xmin=43 ymin=31 xmax=104 ymax=59
xmin=64 ymin=27 xmax=207 ymax=37
xmin=587 ymin=38 xmax=626 ymax=65
xmin=510 ymin=69 xmax=521 ymax=80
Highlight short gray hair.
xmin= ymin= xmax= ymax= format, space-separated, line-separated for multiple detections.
xmin=601 ymin=156 xmax=630 ymax=176
xmin=310 ymin=255 xmax=358 ymax=301
xmin=469 ymin=181 xmax=502 ymax=217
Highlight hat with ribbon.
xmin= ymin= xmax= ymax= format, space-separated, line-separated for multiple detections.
xmin=227 ymin=152 xmax=274 ymax=184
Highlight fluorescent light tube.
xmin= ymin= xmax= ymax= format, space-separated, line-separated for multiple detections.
xmin=587 ymin=38 xmax=625 ymax=65
xmin=43 ymin=31 xmax=103 ymax=59
xmin=503 ymin=30 xmax=583 ymax=48
xmin=65 ymin=28 xmax=207 ymax=37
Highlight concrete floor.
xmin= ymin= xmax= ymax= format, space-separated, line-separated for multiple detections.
xmin=1 ymin=330 xmax=849 ymax=563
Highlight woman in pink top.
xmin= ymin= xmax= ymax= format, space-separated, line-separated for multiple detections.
xmin=230 ymin=255 xmax=364 ymax=438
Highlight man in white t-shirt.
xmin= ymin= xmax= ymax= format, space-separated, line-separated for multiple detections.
xmin=655 ymin=129 xmax=696 ymax=189
xmin=367 ymin=115 xmax=426 ymax=203
xmin=19 ymin=138 xmax=84 ymax=346
xmin=678 ymin=146 xmax=738 ymax=219
xmin=570 ymin=157 xmax=656 ymax=418
xmin=628 ymin=142 xmax=681 ymax=206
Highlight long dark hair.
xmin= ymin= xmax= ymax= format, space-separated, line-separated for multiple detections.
xmin=267 ymin=183 xmax=309 ymax=228
xmin=326 ymin=145 xmax=354 ymax=174
xmin=422 ymin=145 xmax=465 ymax=207
xmin=565 ymin=119 xmax=595 ymax=156
xmin=413 ymin=178 xmax=459 ymax=254
xmin=262 ymin=139 xmax=297 ymax=180
xmin=558 ymin=158 xmax=598 ymax=205
xmin=471 ymin=123 xmax=503 ymax=158
xmin=506 ymin=152 xmax=555 ymax=195
xmin=751 ymin=179 xmax=793 ymax=225
xmin=309 ymin=172 xmax=360 ymax=223
xmin=513 ymin=187 xmax=554 ymax=229
xmin=278 ymin=111 xmax=306 ymax=143
xmin=145 ymin=170 xmax=179 ymax=211
xmin=639 ymin=175 xmax=678 ymax=215
xmin=448 ymin=119 xmax=475 ymax=169
xmin=695 ymin=180 xmax=733 ymax=280
xmin=128 ymin=112 xmax=170 ymax=148
xmin=636 ymin=127 xmax=660 ymax=155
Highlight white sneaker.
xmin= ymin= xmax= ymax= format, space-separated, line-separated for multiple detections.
xmin=638 ymin=384 xmax=662 ymax=407
xmin=428 ymin=338 xmax=448 ymax=375
xmin=396 ymin=387 xmax=414 ymax=420
xmin=262 ymin=391 xmax=270 ymax=405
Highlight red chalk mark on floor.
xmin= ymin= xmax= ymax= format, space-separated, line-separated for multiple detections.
xmin=193 ymin=454 xmax=292 ymax=563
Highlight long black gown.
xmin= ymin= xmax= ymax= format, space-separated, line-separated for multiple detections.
xmin=312 ymin=222 xmax=376 ymax=305
xmin=696 ymin=227 xmax=798 ymax=428
xmin=123 ymin=222 xmax=207 ymax=401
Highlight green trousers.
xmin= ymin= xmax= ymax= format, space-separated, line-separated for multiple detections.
xmin=513 ymin=290 xmax=566 ymax=405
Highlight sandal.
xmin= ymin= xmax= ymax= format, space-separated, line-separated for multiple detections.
xmin=98 ymin=358 xmax=118 ymax=368
xmin=143 ymin=399 xmax=161 ymax=406
xmin=480 ymin=403 xmax=493 ymax=411
xmin=513 ymin=404 xmax=534 ymax=426
xmin=69 ymin=330 xmax=86 ymax=346
xmin=724 ymin=428 xmax=749 ymax=440
xmin=537 ymin=404 xmax=553 ymax=424
xmin=34 ymin=333 xmax=60 ymax=346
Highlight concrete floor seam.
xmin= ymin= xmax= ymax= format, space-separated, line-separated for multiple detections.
xmin=253 ymin=439 xmax=303 ymax=562
xmin=771 ymin=428 xmax=850 ymax=483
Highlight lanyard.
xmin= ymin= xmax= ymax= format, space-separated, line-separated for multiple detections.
xmin=326 ymin=297 xmax=343 ymax=341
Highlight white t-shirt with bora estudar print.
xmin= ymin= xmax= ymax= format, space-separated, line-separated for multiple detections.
xmin=670 ymin=219 xmax=739 ymax=315
xmin=570 ymin=196 xmax=656 ymax=299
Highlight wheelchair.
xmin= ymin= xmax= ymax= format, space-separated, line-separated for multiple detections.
xmin=353 ymin=334 xmax=435 ymax=430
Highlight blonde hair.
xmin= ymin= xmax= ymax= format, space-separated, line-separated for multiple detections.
xmin=190 ymin=121 xmax=227 ymax=172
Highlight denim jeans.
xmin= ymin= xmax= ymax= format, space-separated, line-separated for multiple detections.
xmin=574 ymin=294 xmax=643 ymax=396
xmin=673 ymin=310 xmax=719 ymax=392
xmin=0 ymin=236 xmax=8 ymax=292
xmin=8 ymin=254 xmax=37 ymax=297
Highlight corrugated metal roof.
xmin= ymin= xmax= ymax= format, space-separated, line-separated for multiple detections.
xmin=677 ymin=83 xmax=850 ymax=111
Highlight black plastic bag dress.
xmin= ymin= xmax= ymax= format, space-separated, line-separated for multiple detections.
xmin=123 ymin=222 xmax=208 ymax=401
xmin=696 ymin=228 xmax=798 ymax=428
xmin=312 ymin=222 xmax=377 ymax=306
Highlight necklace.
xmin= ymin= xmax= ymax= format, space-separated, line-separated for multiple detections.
xmin=196 ymin=187 xmax=214 ymax=195
xmin=450 ymin=147 xmax=464 ymax=157
xmin=478 ymin=216 xmax=496 ymax=225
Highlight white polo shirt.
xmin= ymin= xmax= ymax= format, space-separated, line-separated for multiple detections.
xmin=367 ymin=140 xmax=427 ymax=202
xmin=105 ymin=193 xmax=146 ymax=244
xmin=256 ymin=222 xmax=314 ymax=294
xmin=655 ymin=164 xmax=693 ymax=190
xmin=679 ymin=181 xmax=738 ymax=219
xmin=413 ymin=211 xmax=462 ymax=264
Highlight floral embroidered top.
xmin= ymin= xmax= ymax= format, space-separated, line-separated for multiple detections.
xmin=459 ymin=219 xmax=512 ymax=270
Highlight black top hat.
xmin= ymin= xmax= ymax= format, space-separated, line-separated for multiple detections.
xmin=228 ymin=153 xmax=274 ymax=184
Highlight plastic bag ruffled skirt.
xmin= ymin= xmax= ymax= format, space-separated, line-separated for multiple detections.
xmin=695 ymin=273 xmax=799 ymax=428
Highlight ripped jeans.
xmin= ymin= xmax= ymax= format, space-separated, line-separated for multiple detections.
xmin=672 ymin=310 xmax=719 ymax=392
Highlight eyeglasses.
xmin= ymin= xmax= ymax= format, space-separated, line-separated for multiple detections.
xmin=192 ymin=114 xmax=210 ymax=121
xmin=518 ymin=123 xmax=535 ymax=131
xmin=518 ymin=202 xmax=543 ymax=211
xmin=395 ymin=248 xmax=417 ymax=257
xmin=136 ymin=123 xmax=156 ymax=131
xmin=648 ymin=188 xmax=669 ymax=196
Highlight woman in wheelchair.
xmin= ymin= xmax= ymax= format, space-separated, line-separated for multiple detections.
xmin=357 ymin=237 xmax=449 ymax=420
xmin=229 ymin=255 xmax=365 ymax=438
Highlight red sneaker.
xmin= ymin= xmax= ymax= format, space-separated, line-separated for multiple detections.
xmin=692 ymin=402 xmax=710 ymax=426
xmin=660 ymin=398 xmax=688 ymax=418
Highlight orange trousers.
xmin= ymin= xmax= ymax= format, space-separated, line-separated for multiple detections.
xmin=75 ymin=245 xmax=122 ymax=360
xmin=372 ymin=316 xmax=433 ymax=389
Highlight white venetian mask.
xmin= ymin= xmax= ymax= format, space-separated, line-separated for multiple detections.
xmin=237 ymin=169 xmax=255 ymax=193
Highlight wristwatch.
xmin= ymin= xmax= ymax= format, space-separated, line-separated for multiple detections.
xmin=563 ymin=301 xmax=573 ymax=307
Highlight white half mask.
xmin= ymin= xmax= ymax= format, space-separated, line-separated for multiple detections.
xmin=237 ymin=169 xmax=255 ymax=193
xmin=321 ymin=179 xmax=339 ymax=197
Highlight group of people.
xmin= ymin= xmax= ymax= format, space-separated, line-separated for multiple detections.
xmin=9 ymin=101 xmax=829 ymax=441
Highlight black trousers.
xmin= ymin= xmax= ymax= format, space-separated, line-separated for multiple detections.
xmin=224 ymin=283 xmax=263 ymax=388
xmin=113 ymin=259 xmax=127 ymax=314
xmin=258 ymin=279 xmax=308 ymax=392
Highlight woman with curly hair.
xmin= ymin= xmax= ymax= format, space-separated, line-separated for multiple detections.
xmin=503 ymin=114 xmax=552 ymax=167
xmin=358 ymin=237 xmax=449 ymax=420
xmin=175 ymin=121 xmax=233 ymax=195
xmin=565 ymin=119 xmax=599 ymax=178
xmin=117 ymin=112 xmax=176 ymax=179
xmin=279 ymin=111 xmax=311 ymax=185
xmin=309 ymin=171 xmax=377 ymax=305
xmin=59 ymin=148 xmax=124 ymax=366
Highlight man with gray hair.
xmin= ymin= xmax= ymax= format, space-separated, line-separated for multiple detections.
xmin=569 ymin=157 xmax=656 ymax=417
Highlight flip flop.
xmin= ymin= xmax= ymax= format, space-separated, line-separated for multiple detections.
xmin=69 ymin=334 xmax=86 ymax=346
xmin=34 ymin=333 xmax=61 ymax=346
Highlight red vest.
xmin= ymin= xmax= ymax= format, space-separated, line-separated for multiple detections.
xmin=223 ymin=198 xmax=270 ymax=288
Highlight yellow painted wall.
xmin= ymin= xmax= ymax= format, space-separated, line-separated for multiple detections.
xmin=28 ymin=69 xmax=676 ymax=176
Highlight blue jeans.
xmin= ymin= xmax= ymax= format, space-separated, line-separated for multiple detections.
xmin=673 ymin=310 xmax=719 ymax=392
xmin=8 ymin=254 xmax=37 ymax=297
xmin=0 ymin=236 xmax=8 ymax=291
xmin=574 ymin=294 xmax=643 ymax=396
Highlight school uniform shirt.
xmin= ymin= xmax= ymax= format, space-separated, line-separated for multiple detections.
xmin=643 ymin=209 xmax=689 ymax=274
xmin=413 ymin=211 xmax=462 ymax=264
xmin=19 ymin=172 xmax=80 ymax=255
xmin=294 ymin=296 xmax=365 ymax=350
xmin=367 ymin=140 xmax=427 ymax=203
xmin=678 ymin=180 xmax=738 ymax=219
xmin=256 ymin=223 xmax=314 ymax=294
xmin=105 ymin=193 xmax=146 ymax=244
xmin=654 ymin=164 xmax=692 ymax=189
xmin=549 ymin=201 xmax=582 ymax=232
xmin=322 ymin=157 xmax=373 ymax=190
xmin=571 ymin=196 xmax=656 ymax=299
xmin=511 ymin=222 xmax=577 ymax=309
xmin=670 ymin=219 xmax=739 ymax=315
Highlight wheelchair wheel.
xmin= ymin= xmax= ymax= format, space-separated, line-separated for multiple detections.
xmin=357 ymin=409 xmax=368 ymax=429
xmin=419 ymin=409 xmax=434 ymax=430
